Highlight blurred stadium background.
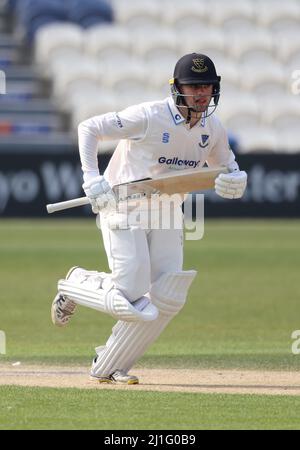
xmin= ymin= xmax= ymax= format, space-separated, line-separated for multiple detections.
xmin=0 ymin=0 xmax=300 ymax=217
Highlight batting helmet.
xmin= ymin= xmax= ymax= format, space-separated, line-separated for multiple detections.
xmin=170 ymin=53 xmax=221 ymax=118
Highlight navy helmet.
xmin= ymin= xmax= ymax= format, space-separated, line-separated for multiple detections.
xmin=170 ymin=53 xmax=221 ymax=118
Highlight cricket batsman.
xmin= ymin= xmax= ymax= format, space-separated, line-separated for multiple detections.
xmin=51 ymin=53 xmax=247 ymax=384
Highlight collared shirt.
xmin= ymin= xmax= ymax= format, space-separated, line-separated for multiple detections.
xmin=78 ymin=96 xmax=238 ymax=187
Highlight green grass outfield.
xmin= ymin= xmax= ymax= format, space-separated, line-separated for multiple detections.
xmin=1 ymin=386 xmax=300 ymax=430
xmin=1 ymin=218 xmax=300 ymax=429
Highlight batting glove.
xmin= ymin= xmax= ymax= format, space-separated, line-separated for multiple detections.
xmin=83 ymin=175 xmax=117 ymax=214
xmin=215 ymin=170 xmax=247 ymax=200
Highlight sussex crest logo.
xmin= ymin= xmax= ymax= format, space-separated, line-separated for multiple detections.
xmin=191 ymin=58 xmax=208 ymax=73
xmin=199 ymin=134 xmax=209 ymax=148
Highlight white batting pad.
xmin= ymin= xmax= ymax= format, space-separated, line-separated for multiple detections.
xmin=91 ymin=270 xmax=197 ymax=377
xmin=57 ymin=279 xmax=158 ymax=322
xmin=150 ymin=270 xmax=197 ymax=315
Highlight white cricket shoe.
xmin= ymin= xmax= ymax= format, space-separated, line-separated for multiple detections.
xmin=90 ymin=359 xmax=139 ymax=385
xmin=51 ymin=266 xmax=80 ymax=327
xmin=90 ymin=370 xmax=139 ymax=385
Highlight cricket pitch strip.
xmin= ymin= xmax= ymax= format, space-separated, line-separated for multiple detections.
xmin=1 ymin=364 xmax=300 ymax=396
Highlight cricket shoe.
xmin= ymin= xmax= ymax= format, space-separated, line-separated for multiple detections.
xmin=90 ymin=365 xmax=139 ymax=385
xmin=51 ymin=266 xmax=80 ymax=327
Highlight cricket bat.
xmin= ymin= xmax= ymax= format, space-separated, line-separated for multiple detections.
xmin=46 ymin=166 xmax=228 ymax=214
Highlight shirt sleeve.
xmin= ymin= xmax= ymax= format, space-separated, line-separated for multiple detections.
xmin=78 ymin=104 xmax=148 ymax=182
xmin=206 ymin=117 xmax=239 ymax=172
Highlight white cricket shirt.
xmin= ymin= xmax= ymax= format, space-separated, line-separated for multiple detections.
xmin=78 ymin=96 xmax=238 ymax=187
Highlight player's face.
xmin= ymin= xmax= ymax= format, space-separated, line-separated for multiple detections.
xmin=180 ymin=84 xmax=213 ymax=112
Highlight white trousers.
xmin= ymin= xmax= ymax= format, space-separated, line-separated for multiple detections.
xmin=90 ymin=209 xmax=192 ymax=377
xmin=100 ymin=213 xmax=184 ymax=302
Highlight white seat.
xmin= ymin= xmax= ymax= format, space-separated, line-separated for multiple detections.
xmin=70 ymin=89 xmax=117 ymax=128
xmin=274 ymin=29 xmax=300 ymax=63
xmin=35 ymin=23 xmax=83 ymax=68
xmin=177 ymin=28 xmax=225 ymax=62
xmin=274 ymin=127 xmax=300 ymax=153
xmin=287 ymin=53 xmax=300 ymax=75
xmin=261 ymin=96 xmax=300 ymax=127
xmin=215 ymin=59 xmax=241 ymax=93
xmin=255 ymin=0 xmax=300 ymax=27
xmin=234 ymin=125 xmax=278 ymax=153
xmin=208 ymin=0 xmax=254 ymax=26
xmin=84 ymin=24 xmax=132 ymax=62
xmin=115 ymin=89 xmax=162 ymax=111
xmin=162 ymin=0 xmax=207 ymax=29
xmin=132 ymin=28 xmax=178 ymax=66
xmin=46 ymin=52 xmax=83 ymax=76
xmin=240 ymin=60 xmax=285 ymax=93
xmin=70 ymin=88 xmax=120 ymax=152
xmin=100 ymin=60 xmax=147 ymax=96
xmin=217 ymin=92 xmax=260 ymax=129
xmin=146 ymin=62 xmax=172 ymax=91
xmin=290 ymin=68 xmax=300 ymax=96
xmin=112 ymin=0 xmax=161 ymax=28
xmin=51 ymin=58 xmax=101 ymax=104
xmin=222 ymin=18 xmax=257 ymax=34
xmin=227 ymin=27 xmax=273 ymax=61
xmin=270 ymin=19 xmax=300 ymax=35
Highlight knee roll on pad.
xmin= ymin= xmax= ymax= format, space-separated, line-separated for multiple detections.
xmin=150 ymin=270 xmax=197 ymax=316
xmin=58 ymin=279 xmax=158 ymax=322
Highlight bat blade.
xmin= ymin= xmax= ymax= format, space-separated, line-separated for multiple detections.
xmin=114 ymin=166 xmax=228 ymax=199
xmin=46 ymin=166 xmax=228 ymax=213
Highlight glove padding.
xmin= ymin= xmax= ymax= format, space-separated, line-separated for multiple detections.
xmin=83 ymin=175 xmax=117 ymax=214
xmin=215 ymin=171 xmax=247 ymax=199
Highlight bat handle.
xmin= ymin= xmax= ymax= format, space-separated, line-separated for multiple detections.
xmin=46 ymin=196 xmax=90 ymax=214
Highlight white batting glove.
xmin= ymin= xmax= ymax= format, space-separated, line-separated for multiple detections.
xmin=82 ymin=175 xmax=117 ymax=214
xmin=215 ymin=171 xmax=247 ymax=200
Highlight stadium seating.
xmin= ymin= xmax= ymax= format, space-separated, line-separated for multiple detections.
xmin=262 ymin=96 xmax=300 ymax=128
xmin=227 ymin=28 xmax=273 ymax=62
xmin=275 ymin=128 xmax=300 ymax=153
xmin=14 ymin=0 xmax=68 ymax=42
xmin=217 ymin=92 xmax=260 ymax=129
xmin=275 ymin=29 xmax=300 ymax=64
xmin=214 ymin=60 xmax=240 ymax=95
xmin=34 ymin=23 xmax=83 ymax=68
xmin=12 ymin=0 xmax=113 ymax=41
xmin=70 ymin=88 xmax=116 ymax=126
xmin=2 ymin=0 xmax=300 ymax=152
xmin=101 ymin=60 xmax=147 ymax=95
xmin=132 ymin=28 xmax=178 ymax=66
xmin=178 ymin=28 xmax=225 ymax=63
xmin=209 ymin=0 xmax=254 ymax=28
xmin=84 ymin=25 xmax=132 ymax=63
xmin=256 ymin=0 xmax=300 ymax=29
xmin=240 ymin=60 xmax=285 ymax=94
xmin=112 ymin=0 xmax=161 ymax=30
xmin=67 ymin=0 xmax=113 ymax=28
xmin=148 ymin=63 xmax=173 ymax=93
xmin=50 ymin=57 xmax=101 ymax=104
xmin=235 ymin=126 xmax=278 ymax=153
xmin=161 ymin=0 xmax=207 ymax=30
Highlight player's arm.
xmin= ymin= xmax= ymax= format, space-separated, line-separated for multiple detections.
xmin=78 ymin=105 xmax=148 ymax=212
xmin=206 ymin=121 xmax=247 ymax=200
